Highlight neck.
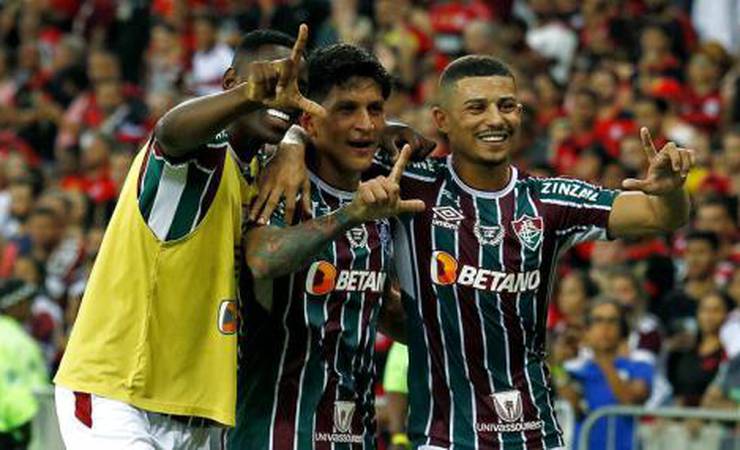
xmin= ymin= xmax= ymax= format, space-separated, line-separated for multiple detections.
xmin=451 ymin=153 xmax=512 ymax=192
xmin=308 ymin=145 xmax=361 ymax=192
xmin=227 ymin=126 xmax=264 ymax=162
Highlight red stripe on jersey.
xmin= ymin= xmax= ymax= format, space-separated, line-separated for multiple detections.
xmin=74 ymin=391 xmax=93 ymax=428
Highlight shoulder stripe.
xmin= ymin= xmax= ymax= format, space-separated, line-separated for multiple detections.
xmin=147 ymin=163 xmax=188 ymax=240
xmin=539 ymin=198 xmax=613 ymax=211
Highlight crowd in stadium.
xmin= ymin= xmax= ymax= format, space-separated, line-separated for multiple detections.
xmin=0 ymin=0 xmax=739 ymax=449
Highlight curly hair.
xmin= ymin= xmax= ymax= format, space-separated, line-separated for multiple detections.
xmin=306 ymin=43 xmax=392 ymax=103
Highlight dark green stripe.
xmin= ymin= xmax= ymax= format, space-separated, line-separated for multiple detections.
xmin=517 ymin=185 xmax=560 ymax=442
xmin=139 ymin=155 xmax=164 ymax=221
xmin=434 ymin=185 xmax=474 ymax=447
xmin=166 ymin=165 xmax=212 ymax=240
xmin=476 ymin=197 xmax=520 ymax=448
xmin=296 ymin=294 xmax=328 ymax=449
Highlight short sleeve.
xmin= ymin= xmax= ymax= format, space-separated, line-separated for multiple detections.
xmin=383 ymin=342 xmax=409 ymax=394
xmin=536 ymin=177 xmax=620 ymax=247
xmin=629 ymin=361 xmax=655 ymax=391
xmin=138 ymin=133 xmax=226 ymax=242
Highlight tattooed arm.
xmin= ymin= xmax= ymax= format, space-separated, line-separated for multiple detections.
xmin=245 ymin=207 xmax=357 ymax=280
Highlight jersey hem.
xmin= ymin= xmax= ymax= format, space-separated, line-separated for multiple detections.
xmin=53 ymin=378 xmax=235 ymax=427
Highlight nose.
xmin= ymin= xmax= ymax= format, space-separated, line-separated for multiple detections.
xmin=354 ymin=108 xmax=375 ymax=132
xmin=484 ymin=103 xmax=505 ymax=127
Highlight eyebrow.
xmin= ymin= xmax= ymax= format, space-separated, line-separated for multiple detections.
xmin=462 ymin=96 xmax=517 ymax=106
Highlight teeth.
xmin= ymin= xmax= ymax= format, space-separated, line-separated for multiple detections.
xmin=479 ymin=135 xmax=506 ymax=142
xmin=267 ymin=108 xmax=290 ymax=121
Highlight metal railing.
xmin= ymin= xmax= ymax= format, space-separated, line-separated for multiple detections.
xmin=577 ymin=406 xmax=740 ymax=450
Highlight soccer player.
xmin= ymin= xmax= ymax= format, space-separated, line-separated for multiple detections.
xmin=381 ymin=55 xmax=694 ymax=449
xmin=53 ymin=25 xmax=325 ymax=449
xmin=230 ymin=44 xmax=424 ymax=450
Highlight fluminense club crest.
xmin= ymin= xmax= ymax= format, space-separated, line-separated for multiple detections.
xmin=511 ymin=215 xmax=543 ymax=251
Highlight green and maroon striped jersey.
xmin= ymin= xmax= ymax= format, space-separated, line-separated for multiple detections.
xmin=137 ymin=131 xmax=259 ymax=241
xmin=375 ymin=155 xmax=618 ymax=450
xmin=231 ymin=172 xmax=393 ymax=450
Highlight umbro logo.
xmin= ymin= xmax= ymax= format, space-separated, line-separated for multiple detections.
xmin=432 ymin=206 xmax=465 ymax=230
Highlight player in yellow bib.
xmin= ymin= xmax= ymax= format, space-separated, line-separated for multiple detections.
xmin=53 ymin=25 xmax=326 ymax=450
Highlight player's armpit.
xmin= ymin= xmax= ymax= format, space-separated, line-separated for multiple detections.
xmin=607 ymin=189 xmax=689 ymax=239
xmin=379 ymin=278 xmax=407 ymax=344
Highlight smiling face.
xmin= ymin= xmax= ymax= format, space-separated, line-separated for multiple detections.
xmin=302 ymin=76 xmax=385 ymax=177
xmin=433 ymin=75 xmax=521 ymax=167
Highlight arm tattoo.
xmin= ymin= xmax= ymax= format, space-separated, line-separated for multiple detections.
xmin=246 ymin=207 xmax=356 ymax=280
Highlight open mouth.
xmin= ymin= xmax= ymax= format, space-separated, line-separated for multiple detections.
xmin=347 ymin=139 xmax=377 ymax=150
xmin=475 ymin=130 xmax=510 ymax=144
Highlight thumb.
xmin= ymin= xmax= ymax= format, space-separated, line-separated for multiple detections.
xmin=621 ymin=178 xmax=649 ymax=191
xmin=398 ymin=199 xmax=426 ymax=214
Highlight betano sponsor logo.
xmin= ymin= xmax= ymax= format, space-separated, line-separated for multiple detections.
xmin=305 ymin=261 xmax=386 ymax=295
xmin=430 ymin=251 xmax=540 ymax=293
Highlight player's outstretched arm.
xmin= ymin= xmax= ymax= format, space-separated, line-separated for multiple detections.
xmin=155 ymin=24 xmax=325 ymax=158
xmin=245 ymin=146 xmax=425 ymax=280
xmin=608 ymin=127 xmax=694 ymax=238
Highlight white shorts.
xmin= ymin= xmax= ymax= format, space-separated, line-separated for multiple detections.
xmin=55 ymin=386 xmax=225 ymax=450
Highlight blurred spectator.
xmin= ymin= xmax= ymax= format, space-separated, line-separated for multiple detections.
xmin=720 ymin=265 xmax=740 ymax=359
xmin=667 ymin=291 xmax=732 ymax=406
xmin=314 ymin=0 xmax=373 ymax=48
xmin=659 ymin=230 xmax=720 ymax=342
xmin=525 ymin=0 xmax=577 ymax=83
xmin=0 ymin=279 xmax=48 ymax=450
xmin=691 ymin=0 xmax=740 ymax=55
xmin=187 ymin=12 xmax=233 ymax=96
xmin=383 ymin=342 xmax=409 ymax=450
xmin=606 ymin=267 xmax=663 ymax=357
xmin=680 ymin=46 xmax=726 ymax=134
xmin=562 ymin=299 xmax=653 ymax=450
xmin=548 ymin=270 xmax=598 ymax=334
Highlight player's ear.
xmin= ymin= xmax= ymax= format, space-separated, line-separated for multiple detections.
xmin=223 ymin=67 xmax=237 ymax=90
xmin=300 ymin=112 xmax=317 ymax=138
xmin=432 ymin=106 xmax=449 ymax=135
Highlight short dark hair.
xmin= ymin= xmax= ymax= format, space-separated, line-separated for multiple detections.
xmin=306 ymin=43 xmax=392 ymax=102
xmin=587 ymin=298 xmax=629 ymax=337
xmin=439 ymin=55 xmax=514 ymax=89
xmin=686 ymin=230 xmax=720 ymax=250
xmin=232 ymin=29 xmax=296 ymax=67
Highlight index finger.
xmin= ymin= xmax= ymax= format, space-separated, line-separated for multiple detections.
xmin=640 ymin=127 xmax=658 ymax=160
xmin=389 ymin=144 xmax=412 ymax=182
xmin=291 ymin=24 xmax=308 ymax=66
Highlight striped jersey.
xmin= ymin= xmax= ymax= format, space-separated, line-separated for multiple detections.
xmin=137 ymin=131 xmax=259 ymax=241
xmin=381 ymin=155 xmax=619 ymax=450
xmin=231 ymin=171 xmax=393 ymax=450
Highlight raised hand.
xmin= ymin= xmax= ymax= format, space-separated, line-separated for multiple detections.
xmin=380 ymin=122 xmax=437 ymax=162
xmin=346 ymin=144 xmax=426 ymax=223
xmin=242 ymin=24 xmax=326 ymax=117
xmin=622 ymin=127 xmax=695 ymax=195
